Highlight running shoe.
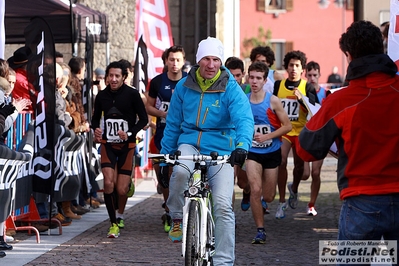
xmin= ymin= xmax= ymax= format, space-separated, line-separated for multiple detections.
xmin=287 ymin=182 xmax=298 ymax=209
xmin=275 ymin=202 xmax=287 ymax=219
xmin=261 ymin=198 xmax=270 ymax=214
xmin=241 ymin=191 xmax=251 ymax=211
xmin=107 ymin=223 xmax=120 ymax=238
xmin=307 ymin=206 xmax=318 ymax=216
xmin=252 ymin=230 xmax=266 ymax=244
xmin=161 ymin=213 xmax=172 ymax=233
xmin=5 ymin=236 xmax=14 ymax=242
xmin=116 ymin=218 xmax=125 ymax=229
xmin=126 ymin=182 xmax=135 ymax=197
xmin=168 ymin=220 xmax=182 ymax=243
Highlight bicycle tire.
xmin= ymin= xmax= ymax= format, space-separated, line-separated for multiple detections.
xmin=204 ymin=195 xmax=215 ymax=266
xmin=185 ymin=200 xmax=201 ymax=266
xmin=204 ymin=212 xmax=214 ymax=266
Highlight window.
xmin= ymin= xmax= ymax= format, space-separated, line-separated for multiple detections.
xmin=270 ymin=41 xmax=293 ymax=70
xmin=267 ymin=0 xmax=284 ymax=10
xmin=257 ymin=0 xmax=293 ymax=13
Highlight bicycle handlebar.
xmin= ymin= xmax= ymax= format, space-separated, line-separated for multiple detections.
xmin=148 ymin=153 xmax=230 ymax=166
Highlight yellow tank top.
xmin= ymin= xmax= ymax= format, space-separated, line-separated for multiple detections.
xmin=277 ymin=79 xmax=308 ymax=136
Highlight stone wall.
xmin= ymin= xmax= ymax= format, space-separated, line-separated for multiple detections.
xmin=3 ymin=0 xmax=218 ymax=70
xmin=80 ymin=0 xmax=136 ymax=70
xmin=4 ymin=0 xmax=136 ymax=71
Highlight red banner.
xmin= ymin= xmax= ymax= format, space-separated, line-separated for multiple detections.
xmin=135 ymin=0 xmax=174 ymax=78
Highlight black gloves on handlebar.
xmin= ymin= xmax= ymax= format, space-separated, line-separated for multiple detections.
xmin=158 ymin=165 xmax=170 ymax=189
xmin=230 ymin=148 xmax=247 ymax=167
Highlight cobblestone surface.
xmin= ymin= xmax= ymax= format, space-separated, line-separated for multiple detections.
xmin=20 ymin=163 xmax=340 ymax=266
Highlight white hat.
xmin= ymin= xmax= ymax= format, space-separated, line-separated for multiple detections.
xmin=196 ymin=37 xmax=224 ymax=64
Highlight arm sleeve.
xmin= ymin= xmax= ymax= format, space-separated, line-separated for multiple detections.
xmin=148 ymin=76 xmax=160 ymax=99
xmin=298 ymin=99 xmax=339 ymax=161
xmin=305 ymin=83 xmax=319 ymax=104
xmin=0 ymin=114 xmax=6 ymax=135
xmin=227 ymin=80 xmax=254 ymax=151
xmin=4 ymin=110 xmax=18 ymax=132
xmin=129 ymin=90 xmax=149 ymax=139
xmin=160 ymin=82 xmax=184 ymax=154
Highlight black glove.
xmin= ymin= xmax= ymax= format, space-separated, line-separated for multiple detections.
xmin=230 ymin=148 xmax=247 ymax=167
xmin=158 ymin=165 xmax=170 ymax=188
xmin=0 ymin=104 xmax=16 ymax=118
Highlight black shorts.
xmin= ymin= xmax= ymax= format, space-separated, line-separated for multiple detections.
xmin=247 ymin=148 xmax=281 ymax=169
xmin=100 ymin=142 xmax=136 ymax=176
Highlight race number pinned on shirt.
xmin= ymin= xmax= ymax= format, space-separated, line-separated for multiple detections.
xmin=252 ymin=124 xmax=272 ymax=148
xmin=106 ymin=118 xmax=128 ymax=142
xmin=160 ymin=101 xmax=170 ymax=123
xmin=281 ymin=98 xmax=299 ymax=121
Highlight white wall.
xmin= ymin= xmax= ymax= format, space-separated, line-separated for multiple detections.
xmin=216 ymin=0 xmax=240 ymax=61
xmin=363 ymin=0 xmax=390 ymax=26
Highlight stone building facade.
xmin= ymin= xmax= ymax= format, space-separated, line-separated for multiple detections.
xmin=4 ymin=0 xmax=218 ymax=72
xmin=78 ymin=0 xmax=136 ymax=70
xmin=80 ymin=0 xmax=217 ymax=70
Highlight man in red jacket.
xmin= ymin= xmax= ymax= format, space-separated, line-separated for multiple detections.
xmin=298 ymin=20 xmax=399 ymax=258
xmin=8 ymin=47 xmax=35 ymax=113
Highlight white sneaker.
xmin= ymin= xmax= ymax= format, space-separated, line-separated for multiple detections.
xmin=307 ymin=206 xmax=318 ymax=216
xmin=275 ymin=202 xmax=287 ymax=219
xmin=5 ymin=235 xmax=14 ymax=242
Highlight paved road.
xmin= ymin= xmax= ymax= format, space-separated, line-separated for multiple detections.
xmin=4 ymin=159 xmax=341 ymax=266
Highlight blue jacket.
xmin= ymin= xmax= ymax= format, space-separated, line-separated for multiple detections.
xmin=161 ymin=65 xmax=254 ymax=156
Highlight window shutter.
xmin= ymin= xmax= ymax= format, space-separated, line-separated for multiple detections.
xmin=346 ymin=0 xmax=354 ymax=10
xmin=285 ymin=42 xmax=294 ymax=54
xmin=285 ymin=0 xmax=293 ymax=11
xmin=257 ymin=0 xmax=265 ymax=11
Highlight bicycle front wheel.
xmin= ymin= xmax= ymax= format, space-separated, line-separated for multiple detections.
xmin=185 ymin=200 xmax=201 ymax=266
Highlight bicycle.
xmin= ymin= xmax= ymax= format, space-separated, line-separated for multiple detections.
xmin=149 ymin=151 xmax=230 ymax=266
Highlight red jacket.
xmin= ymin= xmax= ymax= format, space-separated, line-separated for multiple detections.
xmin=298 ymin=54 xmax=399 ymax=200
xmin=12 ymin=68 xmax=35 ymax=112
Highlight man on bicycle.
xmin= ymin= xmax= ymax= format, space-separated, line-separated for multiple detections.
xmin=161 ymin=37 xmax=254 ymax=265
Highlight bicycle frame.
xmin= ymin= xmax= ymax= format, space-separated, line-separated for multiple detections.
xmin=181 ymin=160 xmax=214 ymax=262
xmin=148 ymin=152 xmax=229 ymax=265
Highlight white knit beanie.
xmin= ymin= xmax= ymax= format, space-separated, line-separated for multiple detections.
xmin=195 ymin=37 xmax=224 ymax=64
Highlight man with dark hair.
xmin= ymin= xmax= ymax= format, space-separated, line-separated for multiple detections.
xmin=55 ymin=51 xmax=64 ymax=63
xmin=146 ymin=45 xmax=186 ymax=232
xmin=249 ymin=46 xmax=284 ymax=93
xmin=302 ymin=61 xmax=327 ymax=216
xmin=92 ymin=61 xmax=148 ymax=238
xmin=239 ymin=46 xmax=285 ymax=212
xmin=118 ymin=59 xmax=134 ymax=86
xmin=245 ymin=62 xmax=291 ymax=244
xmin=273 ymin=50 xmax=318 ymax=219
xmin=298 ymin=20 xmax=399 ymax=255
xmin=225 ymin=57 xmax=245 ymax=88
